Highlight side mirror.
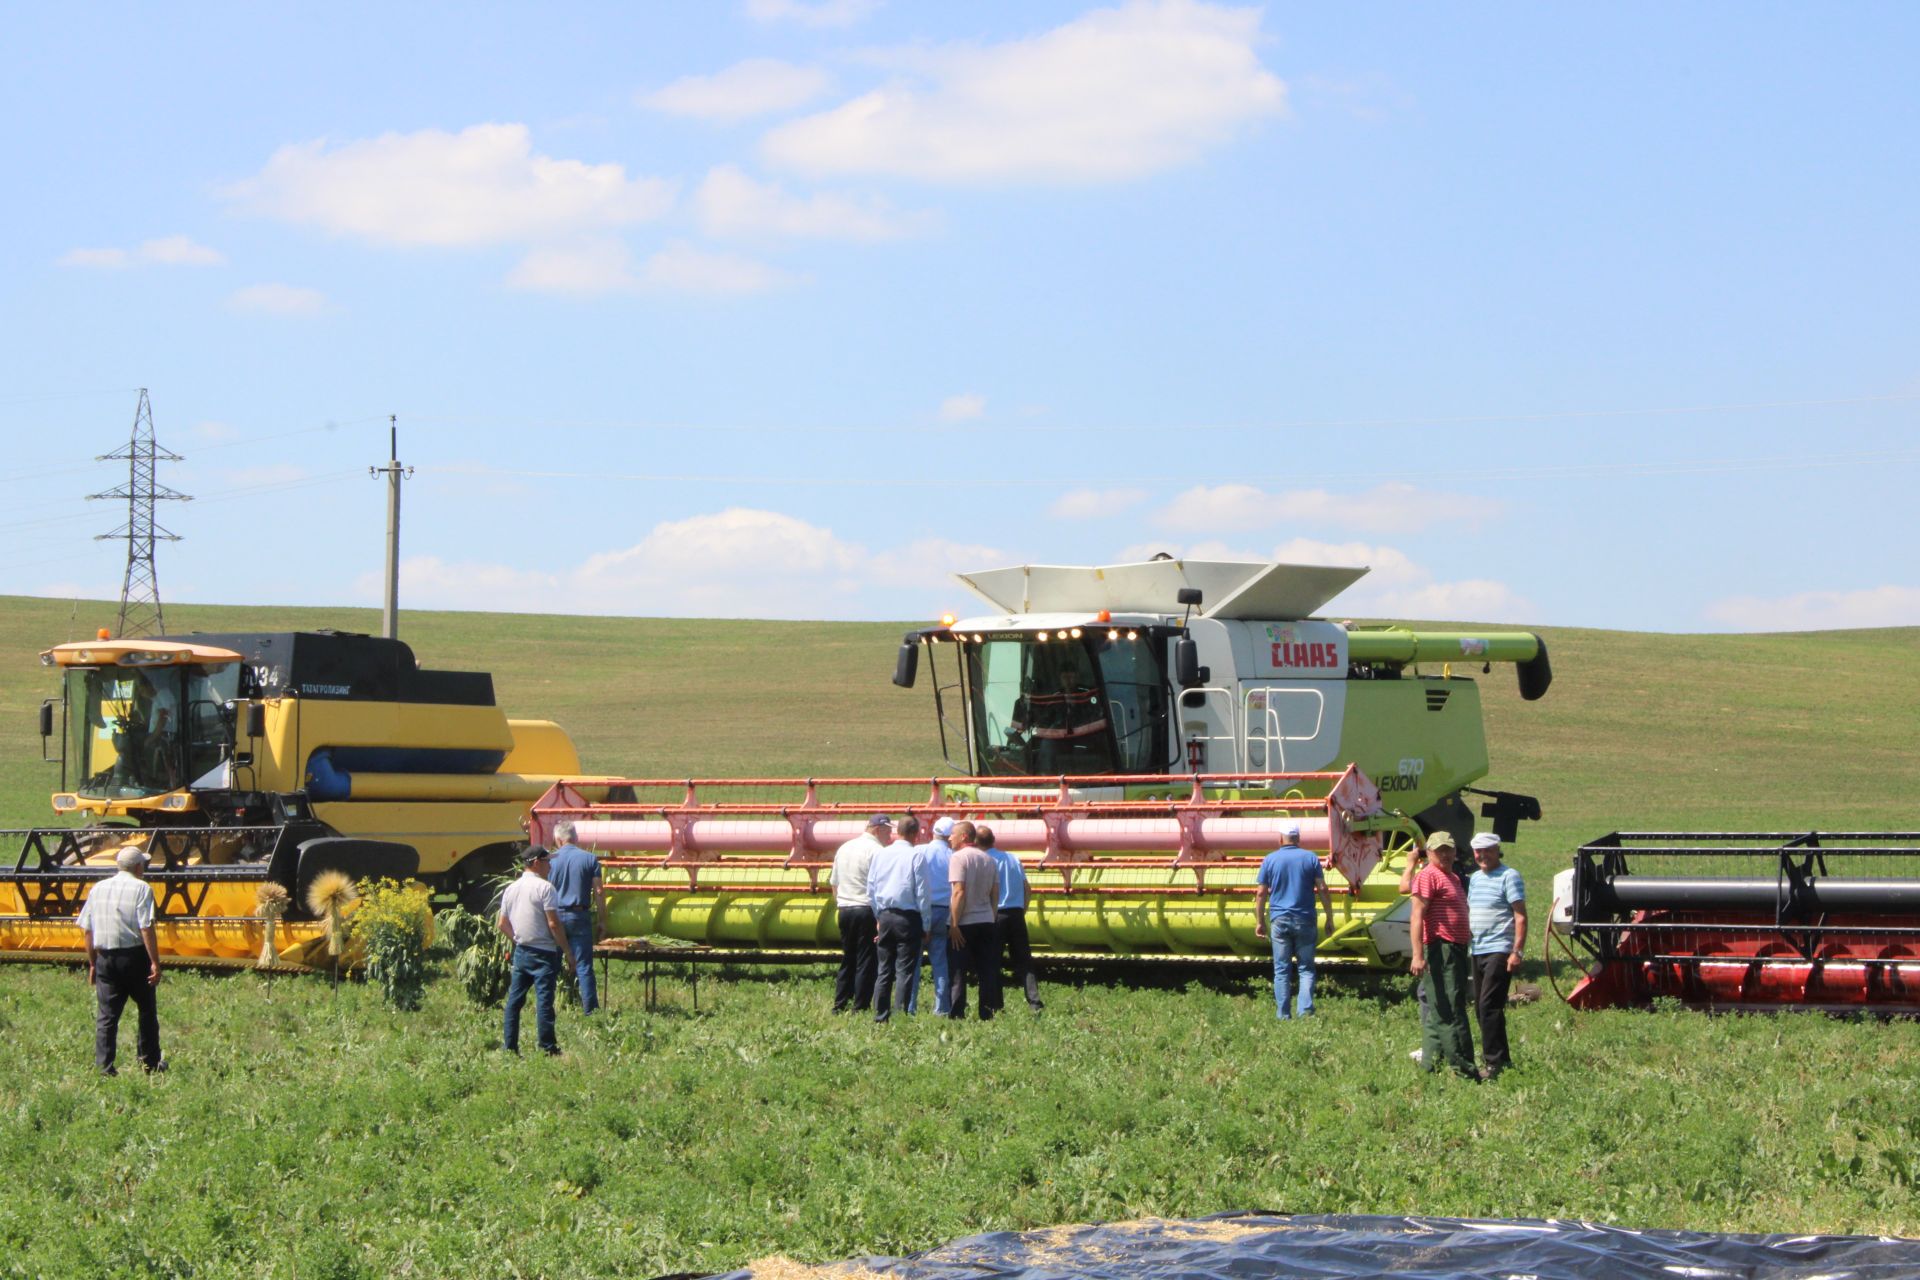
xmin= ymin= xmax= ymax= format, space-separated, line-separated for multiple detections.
xmin=1176 ymin=588 xmax=1203 ymax=607
xmin=246 ymin=703 xmax=266 ymax=738
xmin=38 ymin=700 xmax=54 ymax=739
xmin=892 ymin=642 xmax=919 ymax=689
xmin=1174 ymin=635 xmax=1201 ymax=688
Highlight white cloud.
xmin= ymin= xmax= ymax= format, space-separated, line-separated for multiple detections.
xmin=1704 ymin=585 xmax=1920 ymax=632
xmin=761 ymin=0 xmax=1286 ymax=184
xmin=1051 ymin=487 xmax=1148 ymax=519
xmin=361 ymin=511 xmax=1001 ymax=620
xmin=694 ymin=165 xmax=925 ymax=240
xmin=191 ymin=421 xmax=240 ymax=442
xmin=746 ymin=0 xmax=881 ymax=28
xmin=642 ymin=59 xmax=832 ymax=122
xmin=506 ymin=240 xmax=639 ymax=295
xmin=59 ymin=235 xmax=225 ymax=269
xmin=638 ymin=241 xmax=800 ymax=294
xmin=226 ymin=283 xmax=332 ymax=315
xmin=1156 ymin=481 xmax=1485 ymax=535
xmin=868 ymin=537 xmax=1009 ymax=590
xmin=938 ymin=392 xmax=986 ymax=421
xmin=506 ymin=239 xmax=798 ymax=297
xmin=224 ymin=124 xmax=675 ymax=247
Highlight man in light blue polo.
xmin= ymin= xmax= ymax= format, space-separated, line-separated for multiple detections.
xmin=546 ymin=821 xmax=605 ymax=1015
xmin=920 ymin=816 xmax=958 ymax=1015
xmin=1467 ymin=832 xmax=1527 ymax=1076
xmin=1253 ymin=822 xmax=1335 ymax=1019
xmin=867 ymin=815 xmax=932 ymax=1024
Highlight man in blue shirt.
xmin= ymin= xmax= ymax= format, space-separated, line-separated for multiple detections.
xmin=921 ymin=817 xmax=958 ymax=1015
xmin=867 ymin=815 xmax=932 ymax=1023
xmin=1467 ymin=832 xmax=1527 ymax=1076
xmin=982 ymin=826 xmax=1043 ymax=1015
xmin=546 ymin=821 xmax=606 ymax=1015
xmin=1253 ymin=822 xmax=1335 ymax=1019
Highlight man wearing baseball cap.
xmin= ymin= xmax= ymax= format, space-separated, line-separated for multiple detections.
xmin=498 ymin=845 xmax=577 ymax=1056
xmin=76 ymin=845 xmax=164 ymax=1076
xmin=828 ymin=814 xmax=890 ymax=1014
xmin=920 ymin=817 xmax=959 ymax=1014
xmin=1467 ymin=832 xmax=1527 ymax=1077
xmin=1253 ymin=821 xmax=1335 ymax=1019
xmin=1408 ymin=831 xmax=1476 ymax=1078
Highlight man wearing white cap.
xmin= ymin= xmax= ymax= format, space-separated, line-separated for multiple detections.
xmin=1467 ymin=832 xmax=1527 ymax=1076
xmin=921 ymin=817 xmax=959 ymax=1014
xmin=1253 ymin=821 xmax=1335 ymax=1019
xmin=76 ymin=845 xmax=164 ymax=1075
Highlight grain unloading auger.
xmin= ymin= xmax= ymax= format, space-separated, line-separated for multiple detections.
xmin=1556 ymin=832 xmax=1920 ymax=1011
xmin=1 ymin=631 xmax=617 ymax=965
xmin=530 ymin=765 xmax=1426 ymax=964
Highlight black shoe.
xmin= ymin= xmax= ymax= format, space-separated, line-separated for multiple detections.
xmin=100 ymin=1066 xmax=118 ymax=1078
xmin=542 ymin=1047 xmax=562 ymax=1057
xmin=143 ymin=1060 xmax=168 ymax=1075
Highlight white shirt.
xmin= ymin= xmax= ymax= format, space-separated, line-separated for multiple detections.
xmin=829 ymin=833 xmax=883 ymax=908
xmin=499 ymin=871 xmax=560 ymax=949
xmin=76 ymin=870 xmax=155 ymax=949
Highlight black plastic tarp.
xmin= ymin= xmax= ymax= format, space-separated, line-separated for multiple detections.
xmin=714 ymin=1213 xmax=1920 ymax=1280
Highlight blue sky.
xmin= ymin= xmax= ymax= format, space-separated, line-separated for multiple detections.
xmin=3 ymin=1 xmax=1916 ymax=631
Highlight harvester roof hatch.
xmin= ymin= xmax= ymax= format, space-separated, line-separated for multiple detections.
xmin=954 ymin=560 xmax=1367 ymax=621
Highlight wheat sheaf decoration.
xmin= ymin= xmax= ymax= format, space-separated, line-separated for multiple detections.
xmin=254 ymin=882 xmax=291 ymax=969
xmin=305 ymin=870 xmax=358 ymax=958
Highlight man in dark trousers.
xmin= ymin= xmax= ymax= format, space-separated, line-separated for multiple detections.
xmin=867 ymin=816 xmax=931 ymax=1023
xmin=1467 ymin=832 xmax=1528 ymax=1077
xmin=1408 ymin=832 xmax=1477 ymax=1079
xmin=77 ymin=844 xmax=165 ymax=1076
xmin=828 ymin=814 xmax=889 ymax=1014
xmin=981 ymin=825 xmax=1042 ymax=1013
xmin=944 ymin=821 xmax=1002 ymax=1019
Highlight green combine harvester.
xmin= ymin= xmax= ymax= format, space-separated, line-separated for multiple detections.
xmin=531 ymin=558 xmax=1552 ymax=967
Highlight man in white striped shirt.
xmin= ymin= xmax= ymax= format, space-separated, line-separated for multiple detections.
xmin=76 ymin=845 xmax=164 ymax=1075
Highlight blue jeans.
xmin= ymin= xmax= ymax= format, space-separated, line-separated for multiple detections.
xmin=1268 ymin=913 xmax=1318 ymax=1019
xmin=504 ymin=945 xmax=560 ymax=1053
xmin=923 ymin=905 xmax=951 ymax=1015
xmin=558 ymin=911 xmax=598 ymax=1014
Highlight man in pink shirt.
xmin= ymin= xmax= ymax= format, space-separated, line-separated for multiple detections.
xmin=944 ymin=821 xmax=1002 ymax=1020
xmin=1407 ymin=831 xmax=1477 ymax=1078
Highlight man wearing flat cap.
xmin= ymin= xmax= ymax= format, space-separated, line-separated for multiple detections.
xmin=1407 ymin=830 xmax=1477 ymax=1079
xmin=828 ymin=814 xmax=890 ymax=1014
xmin=1467 ymin=832 xmax=1527 ymax=1077
xmin=77 ymin=844 xmax=165 ymax=1076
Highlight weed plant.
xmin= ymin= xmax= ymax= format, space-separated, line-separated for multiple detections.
xmin=351 ymin=879 xmax=434 ymax=1011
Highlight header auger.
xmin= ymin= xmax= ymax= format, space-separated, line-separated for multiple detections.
xmin=1558 ymin=831 xmax=1920 ymax=1011
xmin=530 ymin=766 xmax=1423 ymax=964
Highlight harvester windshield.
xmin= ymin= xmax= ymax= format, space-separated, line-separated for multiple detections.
xmin=964 ymin=633 xmax=1167 ymax=776
xmin=65 ymin=662 xmax=238 ymax=800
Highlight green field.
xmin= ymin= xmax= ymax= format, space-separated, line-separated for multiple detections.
xmin=0 ymin=596 xmax=1916 ymax=1278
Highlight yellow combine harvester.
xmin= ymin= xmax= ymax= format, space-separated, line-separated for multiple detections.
xmin=1 ymin=630 xmax=602 ymax=964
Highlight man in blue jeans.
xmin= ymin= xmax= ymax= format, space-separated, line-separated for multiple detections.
xmin=498 ymin=845 xmax=577 ymax=1055
xmin=546 ymin=821 xmax=605 ymax=1015
xmin=920 ymin=817 xmax=958 ymax=1014
xmin=1253 ymin=822 xmax=1336 ymax=1019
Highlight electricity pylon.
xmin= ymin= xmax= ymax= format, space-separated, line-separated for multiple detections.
xmin=91 ymin=388 xmax=190 ymax=638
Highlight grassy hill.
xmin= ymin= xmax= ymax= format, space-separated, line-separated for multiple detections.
xmin=1 ymin=596 xmax=1916 ymax=1278
xmin=5 ymin=595 xmax=1917 ymax=886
